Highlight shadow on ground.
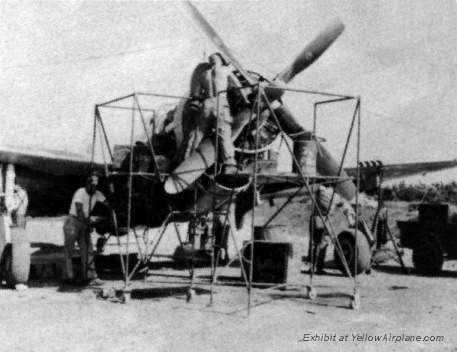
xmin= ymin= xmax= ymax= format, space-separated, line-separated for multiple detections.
xmin=374 ymin=264 xmax=457 ymax=278
xmin=131 ymin=286 xmax=210 ymax=300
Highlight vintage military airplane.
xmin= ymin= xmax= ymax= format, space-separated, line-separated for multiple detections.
xmin=2 ymin=2 xmax=457 ymax=279
xmin=1 ymin=142 xmax=454 ymax=216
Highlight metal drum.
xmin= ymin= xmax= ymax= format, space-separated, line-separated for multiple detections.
xmin=292 ymin=134 xmax=317 ymax=177
xmin=253 ymin=225 xmax=293 ymax=257
xmin=254 ymin=225 xmax=286 ymax=241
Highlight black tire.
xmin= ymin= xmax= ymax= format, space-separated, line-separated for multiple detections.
xmin=172 ymin=243 xmax=194 ymax=268
xmin=1 ymin=244 xmax=13 ymax=286
xmin=8 ymin=227 xmax=31 ymax=286
xmin=334 ymin=231 xmax=372 ymax=276
xmin=412 ymin=233 xmax=443 ymax=276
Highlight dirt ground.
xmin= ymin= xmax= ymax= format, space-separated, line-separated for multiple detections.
xmin=1 ymin=201 xmax=457 ymax=352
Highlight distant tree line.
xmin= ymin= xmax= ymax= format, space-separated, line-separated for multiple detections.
xmin=383 ymin=181 xmax=457 ymax=203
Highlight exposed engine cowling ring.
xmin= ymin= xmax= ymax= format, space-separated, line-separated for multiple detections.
xmin=193 ymin=173 xmax=251 ymax=215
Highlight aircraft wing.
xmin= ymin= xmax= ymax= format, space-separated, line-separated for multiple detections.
xmin=0 ymin=145 xmax=104 ymax=176
xmin=0 ymin=145 xmax=107 ymax=216
xmin=345 ymin=159 xmax=457 ymax=181
xmin=248 ymin=159 xmax=457 ymax=187
xmin=241 ymin=159 xmax=457 ymax=205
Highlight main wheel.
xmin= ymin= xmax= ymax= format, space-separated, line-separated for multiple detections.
xmin=1 ymin=244 xmax=12 ymax=286
xmin=3 ymin=227 xmax=31 ymax=287
xmin=334 ymin=231 xmax=372 ymax=276
xmin=412 ymin=233 xmax=443 ymax=275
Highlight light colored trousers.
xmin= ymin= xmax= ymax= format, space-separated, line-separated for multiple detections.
xmin=63 ymin=216 xmax=97 ymax=280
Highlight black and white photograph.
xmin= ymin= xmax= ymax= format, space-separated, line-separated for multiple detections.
xmin=0 ymin=1 xmax=456 ymax=351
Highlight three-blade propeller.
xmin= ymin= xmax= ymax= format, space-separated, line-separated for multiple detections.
xmin=185 ymin=1 xmax=344 ymax=88
xmin=175 ymin=2 xmax=356 ymax=201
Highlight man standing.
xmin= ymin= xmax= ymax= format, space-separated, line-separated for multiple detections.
xmin=308 ymin=185 xmax=355 ymax=273
xmin=63 ymin=173 xmax=106 ymax=285
xmin=179 ymin=52 xmax=244 ymax=173
xmin=9 ymin=184 xmax=28 ymax=228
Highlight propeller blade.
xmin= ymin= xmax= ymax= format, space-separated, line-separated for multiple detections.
xmin=275 ymin=19 xmax=345 ymax=84
xmin=184 ymin=1 xmax=255 ymax=84
xmin=272 ymin=104 xmax=356 ymax=200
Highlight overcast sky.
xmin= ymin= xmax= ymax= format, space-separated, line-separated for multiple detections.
xmin=1 ymin=0 xmax=456 ymax=166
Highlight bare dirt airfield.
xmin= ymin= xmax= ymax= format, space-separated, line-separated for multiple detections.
xmin=1 ymin=201 xmax=457 ymax=352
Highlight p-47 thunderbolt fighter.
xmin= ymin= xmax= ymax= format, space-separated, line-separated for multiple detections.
xmin=164 ymin=2 xmax=354 ymax=202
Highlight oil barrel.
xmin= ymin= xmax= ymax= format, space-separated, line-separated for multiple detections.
xmin=292 ymin=133 xmax=317 ymax=177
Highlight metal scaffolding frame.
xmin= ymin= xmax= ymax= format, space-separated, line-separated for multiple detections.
xmin=90 ymin=84 xmax=363 ymax=312
xmin=210 ymin=84 xmax=362 ymax=312
xmin=92 ymin=92 xmax=252 ymax=302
